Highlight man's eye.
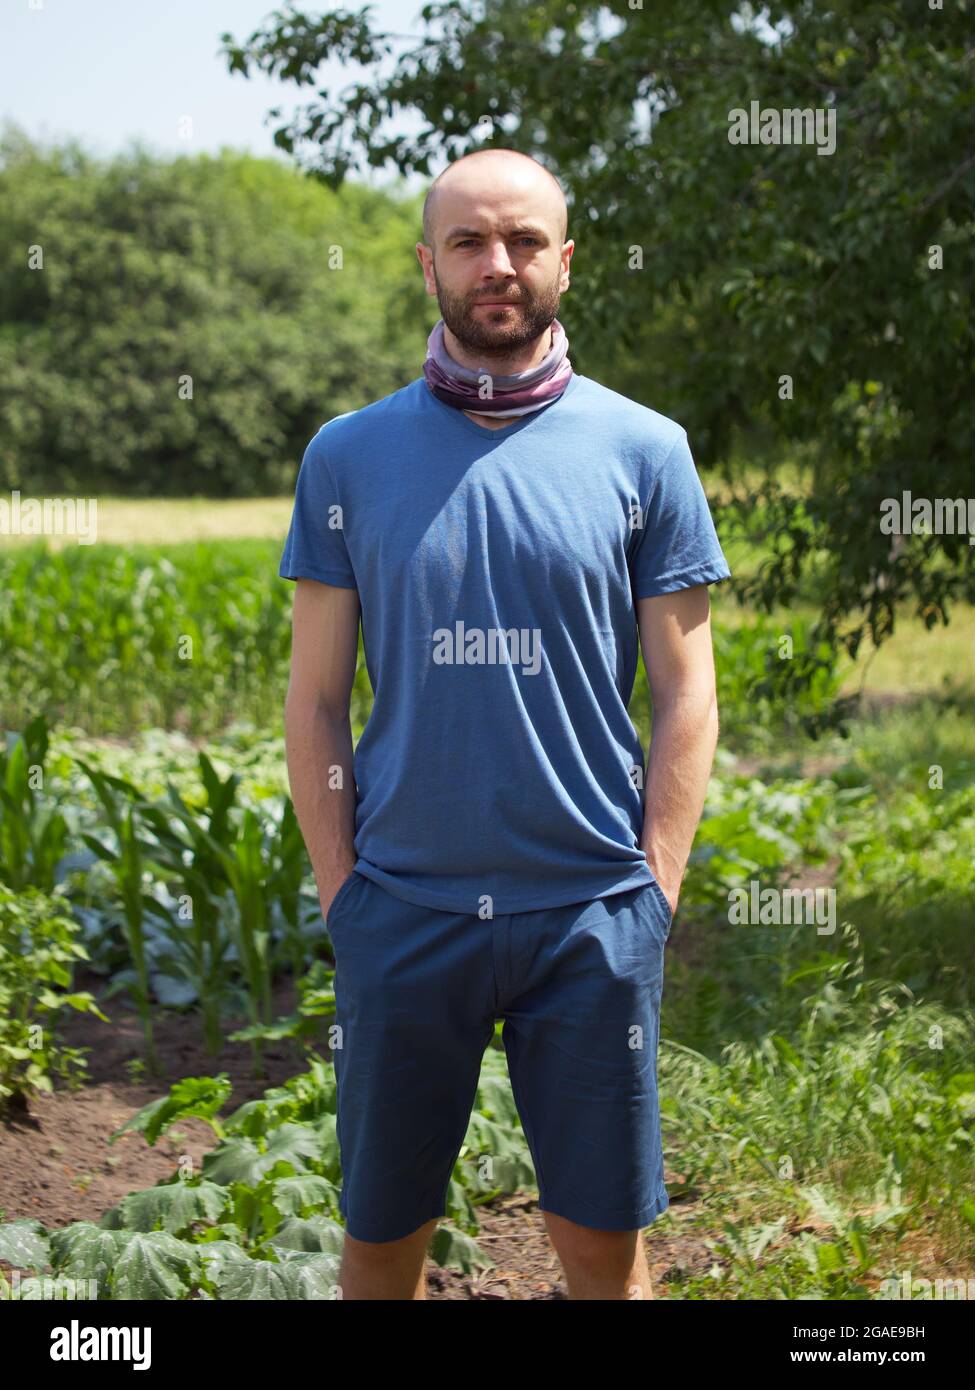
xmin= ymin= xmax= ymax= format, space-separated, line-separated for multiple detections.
xmin=454 ymin=238 xmax=539 ymax=248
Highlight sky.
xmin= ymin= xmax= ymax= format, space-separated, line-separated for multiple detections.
xmin=0 ymin=0 xmax=435 ymax=193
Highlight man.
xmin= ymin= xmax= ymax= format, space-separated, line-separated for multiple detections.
xmin=279 ymin=148 xmax=730 ymax=1300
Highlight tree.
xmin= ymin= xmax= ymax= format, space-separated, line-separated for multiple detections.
xmin=220 ymin=0 xmax=975 ymax=714
xmin=0 ymin=129 xmax=428 ymax=495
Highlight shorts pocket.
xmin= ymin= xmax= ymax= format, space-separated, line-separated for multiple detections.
xmin=642 ymin=874 xmax=674 ymax=937
xmin=326 ymin=870 xmax=360 ymax=933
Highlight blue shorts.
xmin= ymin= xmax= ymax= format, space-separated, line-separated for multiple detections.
xmin=325 ymin=871 xmax=674 ymax=1243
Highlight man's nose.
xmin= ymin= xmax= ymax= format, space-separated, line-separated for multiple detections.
xmin=480 ymin=241 xmax=516 ymax=277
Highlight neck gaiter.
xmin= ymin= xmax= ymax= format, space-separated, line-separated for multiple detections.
xmin=422 ymin=318 xmax=573 ymax=418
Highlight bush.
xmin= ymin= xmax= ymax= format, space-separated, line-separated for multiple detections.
xmin=0 ymin=133 xmax=428 ymax=496
xmin=0 ymin=881 xmax=107 ymax=1110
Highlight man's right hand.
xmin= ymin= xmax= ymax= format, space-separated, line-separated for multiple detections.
xmin=320 ymin=869 xmax=356 ymax=922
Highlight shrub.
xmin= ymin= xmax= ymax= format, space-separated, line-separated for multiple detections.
xmin=0 ymin=881 xmax=107 ymax=1110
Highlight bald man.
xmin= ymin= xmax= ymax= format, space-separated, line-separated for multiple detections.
xmin=280 ymin=149 xmax=731 ymax=1300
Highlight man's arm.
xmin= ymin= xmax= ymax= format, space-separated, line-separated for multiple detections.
xmin=636 ymin=584 xmax=720 ymax=916
xmin=284 ymin=577 xmax=361 ymax=919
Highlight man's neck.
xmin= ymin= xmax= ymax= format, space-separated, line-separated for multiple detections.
xmin=463 ymin=411 xmax=518 ymax=429
xmin=453 ymin=324 xmax=555 ymax=428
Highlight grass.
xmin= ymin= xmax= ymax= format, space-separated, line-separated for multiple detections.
xmin=0 ymin=497 xmax=295 ymax=548
xmin=838 ymin=608 xmax=975 ymax=696
xmin=652 ymin=686 xmax=975 ymax=1298
xmin=0 ymin=449 xmax=810 ymax=549
xmin=711 ymin=588 xmax=975 ymax=701
xmin=659 ymin=979 xmax=975 ymax=1299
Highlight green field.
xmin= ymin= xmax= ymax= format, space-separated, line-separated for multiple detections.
xmin=1 ymin=503 xmax=973 ymax=1300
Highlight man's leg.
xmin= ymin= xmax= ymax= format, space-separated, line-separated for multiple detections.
xmin=339 ymin=1217 xmax=440 ymax=1300
xmin=329 ymin=876 xmax=496 ymax=1297
xmin=501 ymin=885 xmax=673 ymax=1298
xmin=542 ymin=1212 xmax=653 ymax=1300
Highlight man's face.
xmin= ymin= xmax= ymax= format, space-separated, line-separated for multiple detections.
xmin=418 ymin=179 xmax=572 ymax=357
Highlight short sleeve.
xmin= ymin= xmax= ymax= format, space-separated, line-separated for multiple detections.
xmin=278 ymin=429 xmax=357 ymax=589
xmin=629 ymin=430 xmax=731 ymax=599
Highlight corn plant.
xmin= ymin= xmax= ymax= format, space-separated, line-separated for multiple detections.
xmin=266 ymin=798 xmax=310 ymax=984
xmin=137 ymin=807 xmax=233 ymax=1057
xmin=158 ymin=760 xmax=279 ymax=1073
xmin=214 ymin=809 xmax=273 ymax=1077
xmin=0 ymin=715 xmax=68 ymax=891
xmin=77 ymin=762 xmax=159 ymax=1073
xmin=137 ymin=753 xmax=244 ymax=1054
xmin=229 ymin=958 xmax=338 ymax=1059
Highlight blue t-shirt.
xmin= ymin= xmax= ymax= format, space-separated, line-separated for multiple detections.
xmin=279 ymin=372 xmax=731 ymax=914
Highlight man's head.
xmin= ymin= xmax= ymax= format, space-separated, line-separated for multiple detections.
xmin=416 ymin=148 xmax=573 ymax=361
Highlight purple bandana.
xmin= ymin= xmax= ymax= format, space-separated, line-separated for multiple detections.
xmin=422 ymin=317 xmax=573 ymax=418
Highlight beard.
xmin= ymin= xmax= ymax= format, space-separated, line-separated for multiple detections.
xmin=433 ymin=270 xmax=562 ymax=358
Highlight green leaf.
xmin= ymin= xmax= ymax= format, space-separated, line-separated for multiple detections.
xmin=200 ymin=1136 xmax=266 ymax=1187
xmin=49 ymin=1223 xmax=134 ymax=1286
xmin=205 ymin=1250 xmax=341 ymax=1300
xmin=0 ymin=1218 xmax=51 ymax=1271
xmin=269 ymin=1175 xmax=338 ymax=1217
xmin=815 ymin=1242 xmax=844 ymax=1274
xmin=203 ymin=1123 xmax=323 ymax=1186
xmin=267 ymin=1214 xmax=344 ymax=1255
xmin=110 ymin=1231 xmax=201 ymax=1300
xmin=110 ymin=1074 xmax=232 ymax=1146
xmin=108 ymin=1181 xmax=230 ymax=1235
xmin=429 ymin=1224 xmax=494 ymax=1274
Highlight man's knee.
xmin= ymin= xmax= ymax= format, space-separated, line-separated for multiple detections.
xmin=542 ymin=1210 xmax=641 ymax=1265
xmin=342 ymin=1215 xmax=440 ymax=1256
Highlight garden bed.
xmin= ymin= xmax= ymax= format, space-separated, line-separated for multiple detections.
xmin=0 ymin=966 xmax=706 ymax=1299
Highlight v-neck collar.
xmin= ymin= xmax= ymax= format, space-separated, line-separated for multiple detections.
xmin=424 ymin=372 xmax=581 ymax=441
